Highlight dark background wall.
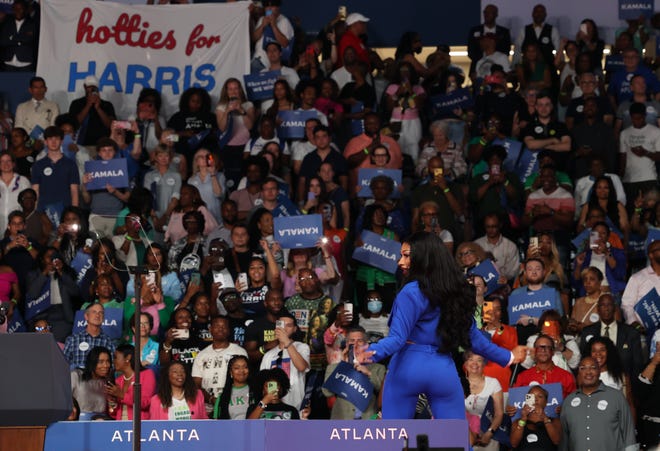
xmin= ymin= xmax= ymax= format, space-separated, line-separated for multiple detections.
xmin=280 ymin=0 xmax=481 ymax=47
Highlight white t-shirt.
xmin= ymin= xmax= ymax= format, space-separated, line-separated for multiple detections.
xmin=168 ymin=396 xmax=191 ymax=421
xmin=464 ymin=376 xmax=502 ymax=417
xmin=192 ymin=343 xmax=248 ymax=399
xmin=619 ymin=123 xmax=660 ymax=182
xmin=260 ymin=341 xmax=310 ymax=412
xmin=253 ymin=14 xmax=295 ymax=65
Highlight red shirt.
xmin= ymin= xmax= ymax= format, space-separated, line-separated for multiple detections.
xmin=338 ymin=31 xmax=370 ymax=67
xmin=514 ymin=364 xmax=577 ymax=399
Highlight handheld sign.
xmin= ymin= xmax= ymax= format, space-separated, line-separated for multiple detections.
xmin=619 ymin=0 xmax=653 ymax=19
xmin=352 ymin=230 xmax=400 ymax=274
xmin=480 ymin=397 xmax=511 ymax=446
xmin=244 ymin=70 xmax=280 ymax=101
xmin=508 ymin=383 xmax=563 ymax=421
xmin=430 ymin=88 xmax=474 ymax=117
xmin=357 ymin=168 xmax=402 ymax=199
xmin=25 ymin=282 xmax=51 ymax=321
xmin=273 ymin=214 xmax=323 ymax=249
xmin=468 ymin=259 xmax=503 ymax=296
xmin=6 ymin=308 xmax=27 ymax=334
xmin=634 ymin=288 xmax=660 ymax=334
xmin=277 ymin=110 xmax=318 ymax=139
xmin=84 ymin=158 xmax=129 ymax=191
xmin=351 ymin=101 xmax=365 ymax=136
xmin=508 ymin=287 xmax=558 ymax=325
xmin=605 ymin=55 xmax=624 ymax=73
xmin=73 ymin=307 xmax=123 ymax=340
xmin=514 ymin=148 xmax=539 ymax=184
xmin=30 ymin=124 xmax=45 ymax=141
xmin=492 ymin=138 xmax=523 ymax=174
xmin=322 ymin=361 xmax=374 ymax=412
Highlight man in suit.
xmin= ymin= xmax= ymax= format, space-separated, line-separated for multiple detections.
xmin=0 ymin=0 xmax=36 ymax=71
xmin=580 ymin=293 xmax=644 ymax=380
xmin=467 ymin=4 xmax=512 ymax=75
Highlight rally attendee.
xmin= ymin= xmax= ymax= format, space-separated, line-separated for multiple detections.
xmin=14 ymin=76 xmax=59 ymax=139
xmin=68 ymin=76 xmax=116 ymax=147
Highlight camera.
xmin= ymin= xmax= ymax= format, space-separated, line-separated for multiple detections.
xmin=0 ymin=304 xmax=8 ymax=325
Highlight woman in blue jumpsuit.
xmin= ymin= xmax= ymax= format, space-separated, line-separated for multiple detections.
xmin=361 ymin=232 xmax=526 ymax=419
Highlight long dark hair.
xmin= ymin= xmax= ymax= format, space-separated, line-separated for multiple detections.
xmin=588 ymin=176 xmax=621 ymax=229
xmin=179 ymin=87 xmax=212 ymax=114
xmin=589 ymin=336 xmax=624 ymax=386
xmin=157 ymin=361 xmax=199 ymax=408
xmin=115 ymin=343 xmax=145 ymax=373
xmin=216 ymin=355 xmax=258 ymax=419
xmin=405 ymin=232 xmax=476 ymax=353
xmin=82 ymin=346 xmax=112 ymax=382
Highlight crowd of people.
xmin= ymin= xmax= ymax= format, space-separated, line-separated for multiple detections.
xmin=0 ymin=0 xmax=660 ymax=449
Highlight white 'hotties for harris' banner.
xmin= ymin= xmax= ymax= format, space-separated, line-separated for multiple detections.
xmin=37 ymin=0 xmax=250 ymax=121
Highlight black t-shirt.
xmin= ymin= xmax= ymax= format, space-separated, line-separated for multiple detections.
xmin=339 ymin=82 xmax=377 ymax=110
xmin=244 ymin=316 xmax=276 ymax=349
xmin=68 ymin=97 xmax=116 ymax=145
xmin=241 ymin=285 xmax=269 ymax=318
xmin=299 ymin=150 xmax=347 ymax=180
xmin=565 ymin=95 xmax=613 ymax=126
xmin=521 ymin=119 xmax=571 ymax=170
xmin=227 ymin=315 xmax=252 ymax=347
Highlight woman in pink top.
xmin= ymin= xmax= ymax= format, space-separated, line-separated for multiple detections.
xmin=384 ymin=61 xmax=427 ymax=165
xmin=0 ymin=264 xmax=18 ymax=333
xmin=149 ymin=361 xmax=207 ymax=420
xmin=106 ymin=344 xmax=156 ymax=420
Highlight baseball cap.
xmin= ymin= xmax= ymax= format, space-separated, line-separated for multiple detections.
xmin=83 ymin=75 xmax=99 ymax=87
xmin=345 ymin=12 xmax=370 ymax=26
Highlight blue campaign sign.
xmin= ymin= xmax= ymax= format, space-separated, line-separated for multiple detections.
xmin=25 ymin=282 xmax=51 ymax=321
xmin=7 ymin=308 xmax=27 ymax=334
xmin=514 ymin=148 xmax=539 ymax=183
xmin=357 ymin=168 xmax=402 ymax=199
xmin=430 ymin=88 xmax=474 ymax=117
xmin=571 ymin=228 xmax=591 ymax=251
xmin=480 ymin=397 xmax=511 ymax=447
xmin=277 ymin=110 xmax=319 ymax=139
xmin=44 ymin=201 xmax=64 ymax=227
xmin=352 ymin=230 xmax=400 ymax=274
xmin=273 ymin=214 xmax=323 ymax=249
xmin=84 ymin=158 xmax=129 ymax=191
xmin=508 ymin=287 xmax=558 ymax=325
xmin=492 ymin=138 xmax=523 ymax=173
xmin=62 ymin=134 xmax=77 ymax=161
xmin=322 ymin=361 xmax=374 ymax=412
xmin=605 ymin=55 xmax=624 ymax=73
xmin=72 ymin=307 xmax=124 ymax=340
xmin=634 ymin=288 xmax=660 ymax=334
xmin=271 ymin=193 xmax=302 ymax=218
xmin=30 ymin=124 xmax=44 ymax=141
xmin=468 ymin=259 xmax=502 ymax=296
xmin=45 ymin=419 xmax=469 ymax=451
xmin=619 ymin=0 xmax=653 ymax=19
xmin=244 ymin=70 xmax=280 ymax=101
xmin=70 ymin=249 xmax=93 ymax=284
xmin=508 ymin=383 xmax=563 ymax=421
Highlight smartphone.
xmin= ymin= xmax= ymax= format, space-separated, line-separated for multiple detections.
xmin=267 ymin=381 xmax=278 ymax=394
xmin=490 ymin=164 xmax=500 ymax=176
xmin=525 ymin=393 xmax=535 ymax=408
xmin=589 ymin=231 xmax=600 ymax=250
xmin=213 ymin=271 xmax=224 ymax=285
xmin=265 ymin=9 xmax=273 ymax=16
xmin=433 ymin=167 xmax=444 ymax=178
xmin=206 ymin=154 xmax=214 ymax=167
xmin=529 ymin=236 xmax=539 ymax=249
xmin=145 ymin=272 xmax=156 ymax=286
xmin=237 ymin=272 xmax=248 ymax=288
xmin=482 ymin=301 xmax=494 ymax=323
xmin=68 ymin=223 xmax=80 ymax=233
xmin=430 ymin=216 xmax=438 ymax=228
xmin=173 ymin=328 xmax=189 ymax=340
xmin=344 ymin=302 xmax=353 ymax=316
xmin=85 ymin=238 xmax=93 ymax=248
xmin=275 ymin=320 xmax=285 ymax=329
xmin=115 ymin=121 xmax=132 ymax=130
xmin=165 ymin=134 xmax=179 ymax=143
xmin=321 ymin=236 xmax=329 ymax=244
xmin=191 ymin=272 xmax=201 ymax=285
xmin=307 ymin=191 xmax=316 ymax=201
xmin=580 ymin=23 xmax=588 ymax=35
xmin=347 ymin=344 xmax=355 ymax=363
xmin=338 ymin=5 xmax=347 ymax=19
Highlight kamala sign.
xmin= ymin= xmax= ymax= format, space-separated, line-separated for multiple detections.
xmin=37 ymin=0 xmax=250 ymax=120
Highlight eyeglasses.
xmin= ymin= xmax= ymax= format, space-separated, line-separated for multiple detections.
xmin=366 ymin=297 xmax=381 ymax=302
xmin=578 ymin=365 xmax=598 ymax=371
xmin=298 ymin=275 xmax=314 ymax=282
xmin=35 ymin=326 xmax=51 ymax=332
xmin=458 ymin=250 xmax=475 ymax=257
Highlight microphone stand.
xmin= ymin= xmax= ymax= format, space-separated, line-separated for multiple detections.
xmin=130 ymin=265 xmax=150 ymax=451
